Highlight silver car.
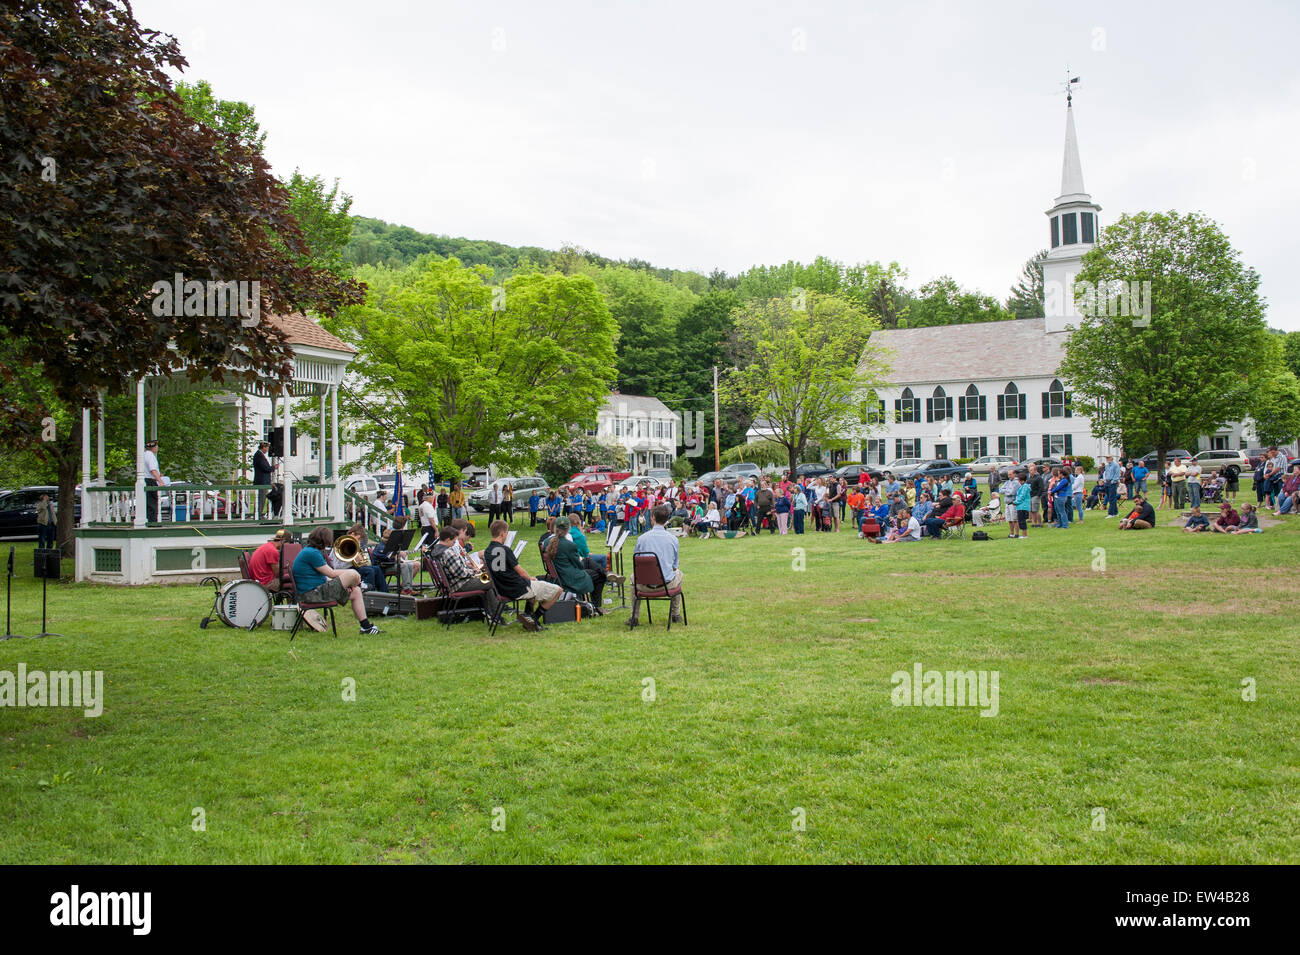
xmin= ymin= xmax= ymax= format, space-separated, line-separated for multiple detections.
xmin=469 ymin=476 xmax=549 ymax=511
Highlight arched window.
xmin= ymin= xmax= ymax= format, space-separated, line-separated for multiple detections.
xmin=896 ymin=386 xmax=920 ymax=423
xmin=959 ymin=384 xmax=985 ymax=422
xmin=927 ymin=385 xmax=952 ymax=423
xmin=998 ymin=381 xmax=1025 ymax=420
xmin=1043 ymin=378 xmax=1072 ymax=419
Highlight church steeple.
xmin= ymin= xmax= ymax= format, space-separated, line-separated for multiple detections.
xmin=1043 ymin=85 xmax=1102 ymax=333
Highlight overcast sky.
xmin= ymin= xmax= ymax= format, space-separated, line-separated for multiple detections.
xmin=136 ymin=0 xmax=1300 ymax=328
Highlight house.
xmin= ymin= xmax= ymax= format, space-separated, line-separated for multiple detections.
xmin=588 ymin=393 xmax=677 ymax=472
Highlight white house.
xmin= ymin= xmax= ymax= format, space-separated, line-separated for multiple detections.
xmin=588 ymin=393 xmax=677 ymax=472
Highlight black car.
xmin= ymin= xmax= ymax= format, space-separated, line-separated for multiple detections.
xmin=794 ymin=462 xmax=835 ymax=479
xmin=899 ymin=459 xmax=970 ymax=482
xmin=833 ymin=463 xmax=884 ymax=482
xmin=1021 ymin=457 xmax=1064 ymax=471
xmin=0 ymin=486 xmax=77 ymax=539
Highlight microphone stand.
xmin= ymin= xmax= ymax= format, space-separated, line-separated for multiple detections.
xmin=3 ymin=546 xmax=25 ymax=640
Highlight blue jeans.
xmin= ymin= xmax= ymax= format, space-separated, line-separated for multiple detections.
xmin=1072 ymin=491 xmax=1084 ymax=521
xmin=1105 ymin=483 xmax=1119 ymax=516
xmin=793 ymin=510 xmax=805 ymax=534
xmin=1053 ymin=496 xmax=1070 ymax=527
xmin=1136 ymin=479 xmax=1147 ymax=497
xmin=1188 ymin=482 xmax=1202 ymax=508
xmin=1281 ymin=495 xmax=1295 ymax=514
xmin=37 ymin=524 xmax=57 ymax=548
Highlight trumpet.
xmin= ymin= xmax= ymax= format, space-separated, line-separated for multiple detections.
xmin=334 ymin=533 xmax=371 ymax=566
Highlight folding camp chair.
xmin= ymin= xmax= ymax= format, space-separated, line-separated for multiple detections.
xmin=632 ymin=553 xmax=687 ymax=631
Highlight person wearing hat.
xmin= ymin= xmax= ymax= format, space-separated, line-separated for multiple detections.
xmin=252 ymin=440 xmax=275 ymax=518
xmin=143 ymin=438 xmax=164 ymax=522
xmin=248 ymin=529 xmax=288 ymax=591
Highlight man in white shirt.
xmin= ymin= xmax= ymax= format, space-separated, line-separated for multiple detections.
xmin=628 ymin=505 xmax=683 ymax=628
xmin=417 ymin=491 xmax=438 ymax=535
xmin=972 ymin=492 xmax=1001 ymax=526
xmin=878 ymin=508 xmax=922 ymax=543
xmin=143 ymin=438 xmax=166 ymax=521
xmin=1071 ymin=466 xmax=1086 ymax=522
xmin=487 ymin=482 xmax=503 ymax=522
xmin=1185 ymin=460 xmax=1203 ymax=508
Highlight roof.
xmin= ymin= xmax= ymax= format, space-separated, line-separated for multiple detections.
xmin=269 ymin=313 xmax=355 ymax=354
xmin=601 ymin=393 xmax=673 ymax=416
xmin=867 ymin=318 xmax=1069 ymax=385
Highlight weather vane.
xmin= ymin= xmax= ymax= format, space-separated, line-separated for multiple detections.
xmin=1060 ymin=71 xmax=1081 ymax=106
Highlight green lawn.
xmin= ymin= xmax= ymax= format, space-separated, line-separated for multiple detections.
xmin=1 ymin=508 xmax=1297 ymax=863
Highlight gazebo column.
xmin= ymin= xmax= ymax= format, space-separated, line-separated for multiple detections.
xmin=318 ymin=388 xmax=326 ymax=484
xmin=96 ymin=390 xmax=106 ymax=482
xmin=81 ymin=406 xmax=91 ymax=527
xmin=281 ymin=384 xmax=293 ymax=526
xmin=330 ymin=379 xmax=342 ymax=522
xmin=149 ymin=381 xmax=158 ymax=441
xmin=134 ymin=378 xmax=147 ymax=528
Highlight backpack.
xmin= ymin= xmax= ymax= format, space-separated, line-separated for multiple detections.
xmin=971 ymin=530 xmax=989 ymax=541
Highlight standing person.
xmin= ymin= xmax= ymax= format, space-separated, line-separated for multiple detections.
xmin=527 ymin=487 xmax=540 ymax=527
xmin=1167 ymin=458 xmax=1188 ymax=509
xmin=292 ymin=526 xmax=382 ymax=635
xmin=1071 ymin=465 xmax=1086 ymax=523
xmin=754 ymin=481 xmax=775 ymax=534
xmin=774 ymin=488 xmax=791 ymax=534
xmin=502 ymin=484 xmax=515 ymax=524
xmin=1050 ymin=469 xmax=1072 ymax=528
xmin=1100 ymin=455 xmax=1121 ymax=518
xmin=1158 ymin=463 xmax=1172 ymax=510
xmin=416 ymin=490 xmax=438 ymax=537
xmin=35 ymin=493 xmax=57 ymax=550
xmin=447 ymin=481 xmax=466 ymax=520
xmin=1122 ymin=459 xmax=1136 ymax=503
xmin=792 ymin=484 xmax=808 ymax=535
xmin=1185 ymin=460 xmax=1203 ymax=509
xmin=1013 ymin=471 xmax=1031 ymax=538
xmin=436 ymin=485 xmax=451 ymax=526
xmin=1132 ymin=459 xmax=1149 ymax=499
xmin=825 ymin=478 xmax=843 ymax=532
xmin=1223 ymin=462 xmax=1241 ymax=503
xmin=143 ymin=438 xmax=166 ymax=522
xmin=1026 ymin=464 xmax=1044 ymax=528
xmin=627 ymin=506 xmax=683 ymax=628
xmin=486 ymin=481 xmax=502 ymax=523
xmin=252 ymin=440 xmax=275 ymax=518
xmin=1262 ymin=448 xmax=1286 ymax=508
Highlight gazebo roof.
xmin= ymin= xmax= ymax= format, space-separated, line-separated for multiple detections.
xmin=270 ymin=312 xmax=355 ymax=355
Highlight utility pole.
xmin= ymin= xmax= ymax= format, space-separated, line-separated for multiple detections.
xmin=713 ymin=364 xmax=721 ymax=471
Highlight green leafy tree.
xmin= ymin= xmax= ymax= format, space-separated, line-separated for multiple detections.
xmin=1249 ymin=369 xmax=1300 ymax=447
xmin=597 ymin=265 xmax=696 ymax=399
xmin=536 ymin=430 xmax=628 ymax=487
xmin=1058 ymin=211 xmax=1269 ymax=466
xmin=1007 ymin=250 xmax=1047 ymax=319
xmin=174 ymin=78 xmax=265 ymax=153
xmin=322 ymin=256 xmax=617 ymax=474
xmin=723 ymin=293 xmax=888 ymax=476
xmin=1280 ymin=331 xmax=1300 ymax=380
xmin=904 ymin=276 xmax=1013 ymax=327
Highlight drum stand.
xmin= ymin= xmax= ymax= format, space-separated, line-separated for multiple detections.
xmin=198 ymin=575 xmax=224 ymax=629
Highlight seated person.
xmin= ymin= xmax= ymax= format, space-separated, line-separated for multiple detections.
xmin=545 ymin=517 xmax=604 ymax=611
xmin=1117 ymin=495 xmax=1156 ymax=530
xmin=248 ymin=529 xmax=287 ymax=591
xmin=291 ymin=526 xmax=381 ymax=634
xmin=568 ymin=518 xmax=612 ymax=576
xmin=484 ymin=520 xmax=562 ymax=631
xmin=877 ymin=508 xmax=922 ymax=543
xmin=922 ymin=498 xmax=967 ymax=538
xmin=912 ymin=493 xmax=934 ymax=525
xmin=1275 ymin=470 xmax=1300 ymax=514
xmin=330 ymin=522 xmax=387 ymax=593
xmin=1229 ymin=502 xmax=1261 ymax=534
xmin=370 ymin=516 xmax=421 ymax=594
xmin=1182 ymin=506 xmax=1210 ymax=532
xmin=432 ymin=525 xmax=502 ymax=619
xmin=1210 ymin=502 xmax=1240 ymax=533
xmin=972 ymin=492 xmax=1002 ymax=526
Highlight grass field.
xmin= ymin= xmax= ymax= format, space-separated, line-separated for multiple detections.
xmin=1 ymin=506 xmax=1297 ymax=864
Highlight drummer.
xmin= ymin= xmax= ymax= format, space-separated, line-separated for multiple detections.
xmin=248 ymin=528 xmax=288 ymax=592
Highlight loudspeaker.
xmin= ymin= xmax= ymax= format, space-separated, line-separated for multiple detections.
xmin=268 ymin=431 xmax=284 ymax=456
xmin=33 ymin=548 xmax=60 ymax=579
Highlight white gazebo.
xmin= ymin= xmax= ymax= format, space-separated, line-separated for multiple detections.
xmin=75 ymin=314 xmax=369 ymax=585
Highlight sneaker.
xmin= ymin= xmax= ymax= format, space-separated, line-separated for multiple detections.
xmin=519 ymin=613 xmax=541 ymax=632
xmin=360 ymin=624 xmax=382 ymax=635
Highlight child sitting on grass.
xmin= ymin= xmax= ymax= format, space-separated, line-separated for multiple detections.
xmin=1182 ymin=505 xmax=1209 ymax=533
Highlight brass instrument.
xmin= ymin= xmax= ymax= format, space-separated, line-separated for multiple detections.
xmin=334 ymin=533 xmax=370 ymax=566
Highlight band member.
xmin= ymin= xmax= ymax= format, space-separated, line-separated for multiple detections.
xmin=252 ymin=440 xmax=275 ymax=518
xmin=248 ymin=528 xmax=288 ymax=591
xmin=331 ymin=522 xmax=387 ymax=593
xmin=432 ymin=525 xmax=501 ymax=619
xmin=485 ymin=520 xmax=561 ymax=631
xmin=487 ymin=482 xmax=503 ymax=522
xmin=291 ymin=526 xmax=382 ymax=634
xmin=371 ymin=516 xmax=420 ymax=594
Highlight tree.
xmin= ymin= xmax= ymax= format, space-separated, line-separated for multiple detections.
xmin=1058 ymin=211 xmax=1270 ymax=467
xmin=1280 ymin=331 xmax=1300 ymax=380
xmin=280 ymin=170 xmax=355 ymax=278
xmin=723 ymin=293 xmax=888 ymax=475
xmin=1249 ymin=369 xmax=1300 ymax=447
xmin=904 ymin=277 xmax=1013 ymax=327
xmin=537 ymin=430 xmax=627 ymax=487
xmin=1007 ymin=250 xmax=1047 ymax=319
xmin=174 ymin=78 xmax=265 ymax=153
xmin=322 ymin=256 xmax=617 ymax=474
xmin=1 ymin=0 xmax=362 ymax=549
xmin=597 ymin=265 xmax=696 ymax=399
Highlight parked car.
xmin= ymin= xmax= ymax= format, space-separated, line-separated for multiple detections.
xmin=899 ymin=459 xmax=970 ymax=482
xmin=794 ymin=462 xmax=835 ymax=479
xmin=646 ymin=468 xmax=674 ymax=483
xmin=1021 ymin=456 xmax=1063 ymax=471
xmin=692 ymin=471 xmax=722 ymax=490
xmin=612 ymin=475 xmax=656 ymax=493
xmin=833 ymin=463 xmax=884 ymax=482
xmin=965 ymin=454 xmax=1015 ymax=475
xmin=1241 ymin=448 xmax=1294 ymax=470
xmin=561 ymin=472 xmax=617 ymax=494
xmin=0 ymin=486 xmax=79 ymax=539
xmin=344 ymin=474 xmax=380 ymax=502
xmin=372 ymin=471 xmax=420 ymax=507
xmin=569 ymin=465 xmax=631 ymax=483
xmin=882 ymin=457 xmax=924 ymax=475
xmin=1191 ymin=449 xmax=1250 ymax=471
xmin=1136 ymin=449 xmax=1195 ymax=468
xmin=719 ymin=462 xmax=762 ymax=481
xmin=468 ymin=475 xmax=549 ymax=511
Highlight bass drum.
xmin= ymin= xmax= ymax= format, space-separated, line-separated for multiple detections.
xmin=216 ymin=579 xmax=272 ymax=630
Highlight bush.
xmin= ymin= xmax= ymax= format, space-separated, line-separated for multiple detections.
xmin=671 ymin=454 xmax=694 ymax=480
xmin=952 ymin=457 xmax=973 ymax=465
xmin=1074 ymin=455 xmax=1095 ymax=472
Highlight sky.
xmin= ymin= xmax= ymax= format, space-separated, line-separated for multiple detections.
xmin=135 ymin=0 xmax=1300 ymax=327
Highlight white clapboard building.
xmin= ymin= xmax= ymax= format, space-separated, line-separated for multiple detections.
xmin=588 ymin=392 xmax=677 ymax=472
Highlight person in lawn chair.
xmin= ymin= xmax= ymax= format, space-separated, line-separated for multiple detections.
xmin=291 ymin=526 xmax=382 ymax=635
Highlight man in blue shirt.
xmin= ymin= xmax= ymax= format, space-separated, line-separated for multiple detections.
xmin=291 ymin=526 xmax=381 ymax=634
xmin=1102 ymin=455 xmax=1122 ymax=517
xmin=1132 ymin=461 xmax=1149 ymax=499
xmin=628 ymin=505 xmax=682 ymax=628
xmin=528 ymin=491 xmax=541 ymax=527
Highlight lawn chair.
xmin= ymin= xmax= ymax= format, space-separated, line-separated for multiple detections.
xmin=428 ymin=560 xmax=489 ymax=629
xmin=940 ymin=514 xmax=967 ymax=540
xmin=632 ymin=553 xmax=687 ymax=631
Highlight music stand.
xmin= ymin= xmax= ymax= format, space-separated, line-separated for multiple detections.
xmin=33 ymin=547 xmax=60 ymax=639
xmin=410 ymin=530 xmax=432 ymax=591
xmin=608 ymin=527 xmax=631 ymax=608
xmin=3 ymin=546 xmax=25 ymax=640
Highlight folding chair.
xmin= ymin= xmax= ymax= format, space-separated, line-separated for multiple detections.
xmin=237 ymin=551 xmax=254 ymax=580
xmin=632 ymin=553 xmax=687 ymax=631
xmin=542 ymin=551 xmax=591 ymax=604
xmin=277 ymin=542 xmax=340 ymax=641
xmin=428 ymin=560 xmax=489 ymax=629
xmin=940 ymin=516 xmax=967 ymax=540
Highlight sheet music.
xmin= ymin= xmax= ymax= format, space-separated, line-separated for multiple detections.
xmin=610 ymin=528 xmax=630 ymax=552
xmin=415 ymin=532 xmax=431 ymax=552
xmin=605 ymin=521 xmax=624 ymax=548
xmin=513 ymin=539 xmax=527 ymax=558
xmin=506 ymin=530 xmax=517 ymax=548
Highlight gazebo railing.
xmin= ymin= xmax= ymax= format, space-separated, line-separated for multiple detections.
xmin=344 ymin=489 xmax=394 ymax=539
xmin=82 ymin=482 xmax=337 ymax=525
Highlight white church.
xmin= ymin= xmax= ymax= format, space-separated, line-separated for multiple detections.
xmin=850 ymin=98 xmax=1257 ymax=467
